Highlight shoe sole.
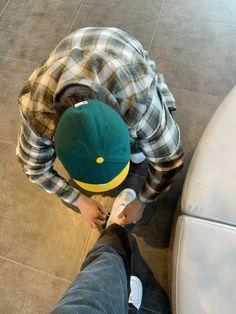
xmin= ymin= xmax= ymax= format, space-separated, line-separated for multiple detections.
xmin=129 ymin=275 xmax=143 ymax=310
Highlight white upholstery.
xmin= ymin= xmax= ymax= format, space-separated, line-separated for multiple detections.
xmin=172 ymin=86 xmax=236 ymax=314
xmin=181 ymin=86 xmax=236 ymax=226
xmin=172 ymin=216 xmax=236 ymax=314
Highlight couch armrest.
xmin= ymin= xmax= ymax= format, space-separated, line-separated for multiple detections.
xmin=172 ymin=215 xmax=236 ymax=314
xmin=181 ymin=86 xmax=236 ymax=226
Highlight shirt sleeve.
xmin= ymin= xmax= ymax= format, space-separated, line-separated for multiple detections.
xmin=136 ymin=93 xmax=184 ymax=203
xmin=16 ymin=121 xmax=80 ymax=204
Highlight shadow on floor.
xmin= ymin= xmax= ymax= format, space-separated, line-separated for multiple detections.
xmin=129 ymin=235 xmax=171 ymax=314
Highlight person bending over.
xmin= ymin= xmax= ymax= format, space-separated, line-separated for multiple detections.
xmin=16 ymin=27 xmax=183 ymax=228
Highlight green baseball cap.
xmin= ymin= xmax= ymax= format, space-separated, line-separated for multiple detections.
xmin=55 ymin=99 xmax=130 ymax=192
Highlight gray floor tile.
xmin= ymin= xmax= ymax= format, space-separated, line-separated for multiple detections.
xmin=129 ymin=235 xmax=171 ymax=313
xmin=135 ymin=235 xmax=169 ymax=294
xmin=0 ymin=57 xmax=36 ymax=144
xmin=155 ymin=57 xmax=236 ymax=98
xmin=172 ymin=88 xmax=222 ymax=160
xmin=0 ymin=109 xmax=21 ymax=143
xmin=132 ymin=183 xmax=183 ymax=297
xmin=0 ymin=153 xmax=91 ymax=280
xmin=0 ymin=57 xmax=35 ymax=118
xmin=0 ymin=141 xmax=12 ymax=178
xmin=150 ymin=16 xmax=236 ymax=96
xmin=0 ymin=0 xmax=8 ymax=15
xmin=162 ymin=0 xmax=236 ymax=24
xmin=79 ymin=228 xmax=100 ymax=263
xmin=0 ymin=0 xmax=82 ymax=62
xmin=84 ymin=0 xmax=163 ymax=16
xmin=0 ymin=257 xmax=70 ymax=314
xmin=71 ymin=1 xmax=163 ymax=50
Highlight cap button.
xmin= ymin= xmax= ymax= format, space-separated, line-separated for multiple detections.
xmin=96 ymin=157 xmax=104 ymax=164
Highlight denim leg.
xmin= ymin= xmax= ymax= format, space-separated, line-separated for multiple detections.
xmin=92 ymin=223 xmax=132 ymax=284
xmin=49 ymin=224 xmax=132 ymax=314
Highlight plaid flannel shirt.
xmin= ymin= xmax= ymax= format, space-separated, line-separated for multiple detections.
xmin=16 ymin=27 xmax=183 ymax=204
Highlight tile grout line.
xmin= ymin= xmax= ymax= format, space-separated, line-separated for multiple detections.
xmin=0 ymin=255 xmax=72 ymax=283
xmin=68 ymin=0 xmax=85 ymax=34
xmin=147 ymin=0 xmax=166 ymax=52
xmin=0 ymin=144 xmax=14 ymax=185
xmin=0 ymin=138 xmax=16 ymax=145
xmin=204 ymin=20 xmax=236 ymax=26
xmin=0 ymin=0 xmax=10 ymax=18
xmin=78 ymin=228 xmax=92 ymax=266
xmin=0 ymin=55 xmax=38 ymax=65
xmin=171 ymin=86 xmax=223 ymax=100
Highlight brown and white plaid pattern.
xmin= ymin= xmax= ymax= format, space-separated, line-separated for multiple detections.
xmin=16 ymin=27 xmax=183 ymax=203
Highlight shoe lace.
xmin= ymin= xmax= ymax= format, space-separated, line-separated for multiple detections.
xmin=117 ymin=202 xmax=127 ymax=210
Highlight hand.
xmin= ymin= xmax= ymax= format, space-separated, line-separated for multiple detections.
xmin=73 ymin=194 xmax=108 ymax=228
xmin=118 ymin=197 xmax=145 ymax=225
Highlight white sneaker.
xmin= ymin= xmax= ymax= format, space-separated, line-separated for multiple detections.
xmin=131 ymin=152 xmax=146 ymax=164
xmin=106 ymin=188 xmax=136 ymax=227
xmin=128 ymin=276 xmax=143 ymax=310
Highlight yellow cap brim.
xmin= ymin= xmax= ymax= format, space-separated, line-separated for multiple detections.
xmin=74 ymin=161 xmax=130 ymax=192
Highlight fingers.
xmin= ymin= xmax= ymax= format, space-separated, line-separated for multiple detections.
xmin=96 ymin=205 xmax=108 ymax=226
xmin=98 ymin=206 xmax=108 ymax=215
xmin=83 ymin=201 xmax=109 ymax=228
xmin=89 ymin=218 xmax=106 ymax=228
xmin=117 ymin=208 xmax=139 ymax=224
xmin=96 ymin=213 xmax=107 ymax=222
xmin=97 ymin=211 xmax=106 ymax=220
xmin=95 ymin=219 xmax=106 ymax=227
xmin=93 ymin=213 xmax=108 ymax=228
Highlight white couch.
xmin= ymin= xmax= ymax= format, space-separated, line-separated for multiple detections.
xmin=172 ymin=86 xmax=236 ymax=314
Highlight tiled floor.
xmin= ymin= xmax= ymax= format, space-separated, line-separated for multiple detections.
xmin=0 ymin=0 xmax=235 ymax=313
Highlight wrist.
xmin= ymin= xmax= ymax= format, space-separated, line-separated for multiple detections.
xmin=138 ymin=191 xmax=156 ymax=204
xmin=135 ymin=197 xmax=145 ymax=209
xmin=73 ymin=193 xmax=86 ymax=210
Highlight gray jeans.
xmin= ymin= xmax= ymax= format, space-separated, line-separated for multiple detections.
xmin=49 ymin=224 xmax=137 ymax=314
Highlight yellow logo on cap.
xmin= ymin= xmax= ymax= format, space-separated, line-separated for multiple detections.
xmin=96 ymin=157 xmax=104 ymax=164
